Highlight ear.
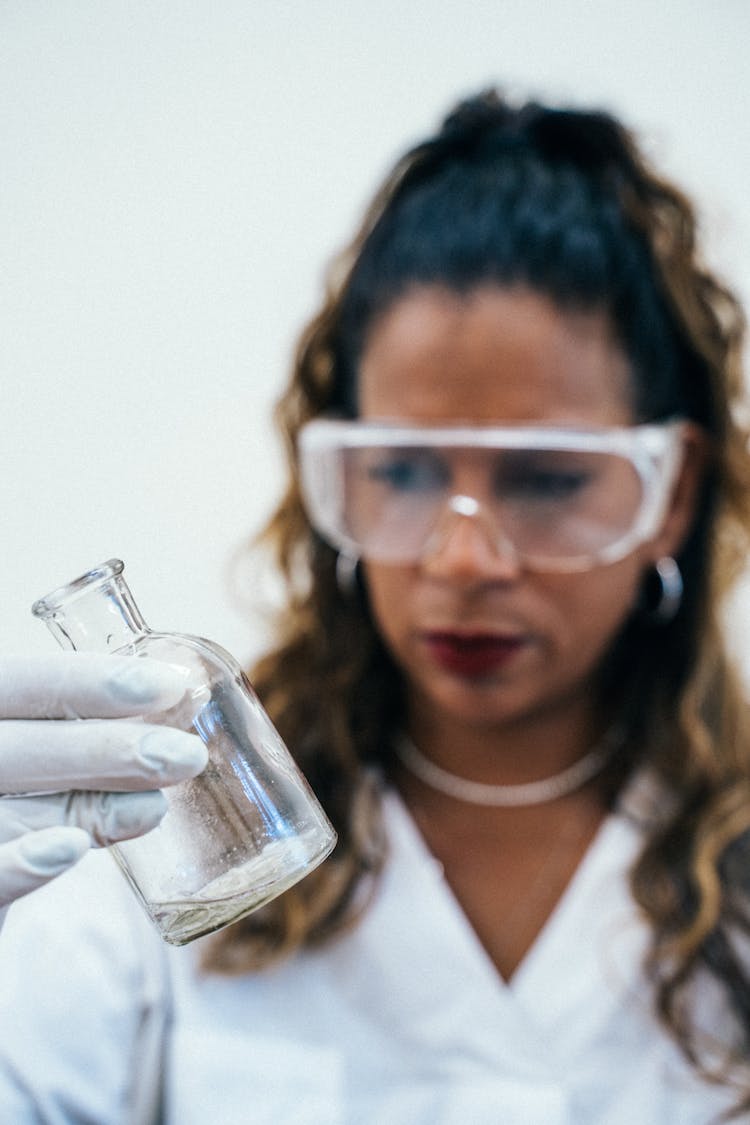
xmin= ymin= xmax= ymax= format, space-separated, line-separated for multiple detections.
xmin=646 ymin=423 xmax=710 ymax=562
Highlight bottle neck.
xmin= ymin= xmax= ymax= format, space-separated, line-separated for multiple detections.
xmin=32 ymin=560 xmax=151 ymax=654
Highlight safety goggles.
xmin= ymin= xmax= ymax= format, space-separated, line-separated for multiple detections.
xmin=298 ymin=418 xmax=687 ymax=572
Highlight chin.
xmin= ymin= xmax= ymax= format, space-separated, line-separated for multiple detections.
xmin=414 ymin=675 xmax=534 ymax=730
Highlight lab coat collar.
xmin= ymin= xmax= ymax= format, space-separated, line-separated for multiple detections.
xmin=362 ymin=783 xmax=650 ymax=1075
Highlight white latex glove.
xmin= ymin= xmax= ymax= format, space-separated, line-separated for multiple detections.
xmin=0 ymin=654 xmax=208 ymax=918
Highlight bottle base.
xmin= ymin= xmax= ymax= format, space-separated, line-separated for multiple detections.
xmin=139 ymin=832 xmax=336 ymax=945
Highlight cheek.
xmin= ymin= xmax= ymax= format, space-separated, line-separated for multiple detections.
xmin=361 ymin=565 xmax=415 ymax=652
xmin=544 ymin=560 xmax=646 ymax=661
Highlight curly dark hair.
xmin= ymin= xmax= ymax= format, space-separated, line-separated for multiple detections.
xmin=206 ymin=88 xmax=750 ymax=1112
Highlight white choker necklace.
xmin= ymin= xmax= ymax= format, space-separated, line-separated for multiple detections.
xmin=394 ymin=729 xmax=621 ymax=807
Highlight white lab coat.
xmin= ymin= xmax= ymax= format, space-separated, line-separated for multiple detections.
xmin=0 ymin=780 xmax=744 ymax=1124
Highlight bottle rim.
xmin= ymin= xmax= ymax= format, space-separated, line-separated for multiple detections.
xmin=31 ymin=558 xmax=125 ymax=618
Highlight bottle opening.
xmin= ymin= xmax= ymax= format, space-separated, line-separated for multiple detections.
xmin=31 ymin=558 xmax=125 ymax=618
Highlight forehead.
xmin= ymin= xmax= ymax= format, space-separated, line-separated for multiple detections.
xmin=357 ymin=286 xmax=635 ymax=427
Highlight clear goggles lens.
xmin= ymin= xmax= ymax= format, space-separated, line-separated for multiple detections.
xmin=298 ymin=420 xmax=686 ymax=572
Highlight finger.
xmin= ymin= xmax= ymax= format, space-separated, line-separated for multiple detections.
xmin=0 ymin=720 xmax=207 ymax=793
xmin=0 ymin=790 xmax=168 ymax=846
xmin=0 ymin=826 xmax=90 ymax=907
xmin=0 ymin=654 xmax=194 ymax=720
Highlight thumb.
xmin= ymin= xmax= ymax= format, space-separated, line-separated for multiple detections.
xmin=0 ymin=826 xmax=91 ymax=908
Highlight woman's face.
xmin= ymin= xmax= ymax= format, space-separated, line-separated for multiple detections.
xmin=357 ymin=285 xmax=686 ymax=734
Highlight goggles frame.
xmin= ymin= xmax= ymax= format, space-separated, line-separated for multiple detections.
xmin=298 ymin=418 xmax=688 ymax=572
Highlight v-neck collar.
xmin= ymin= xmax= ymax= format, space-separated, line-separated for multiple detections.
xmin=360 ymin=789 xmax=562 ymax=1080
xmin=379 ymin=783 xmax=649 ymax=1065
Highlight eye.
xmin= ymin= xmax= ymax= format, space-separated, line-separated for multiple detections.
xmin=517 ymin=469 xmax=589 ymax=499
xmin=497 ymin=454 xmax=593 ymax=502
xmin=365 ymin=450 xmax=448 ymax=493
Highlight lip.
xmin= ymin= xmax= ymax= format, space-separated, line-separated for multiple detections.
xmin=421 ymin=630 xmax=526 ymax=678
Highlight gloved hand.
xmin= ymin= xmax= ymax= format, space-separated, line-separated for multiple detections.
xmin=0 ymin=653 xmax=208 ymax=918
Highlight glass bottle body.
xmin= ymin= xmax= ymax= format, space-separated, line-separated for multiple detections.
xmin=32 ymin=560 xmax=337 ymax=945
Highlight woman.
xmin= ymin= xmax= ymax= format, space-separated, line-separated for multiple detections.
xmin=1 ymin=89 xmax=749 ymax=1122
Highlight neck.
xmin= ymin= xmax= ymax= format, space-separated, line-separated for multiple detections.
xmin=404 ymin=697 xmax=606 ymax=788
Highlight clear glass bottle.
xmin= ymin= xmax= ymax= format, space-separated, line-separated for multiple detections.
xmin=31 ymin=559 xmax=337 ymax=945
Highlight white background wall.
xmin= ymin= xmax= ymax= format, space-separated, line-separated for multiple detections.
xmin=2 ymin=1 xmax=749 ymax=663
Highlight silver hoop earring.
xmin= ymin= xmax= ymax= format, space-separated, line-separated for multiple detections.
xmin=649 ymin=556 xmax=683 ymax=624
xmin=335 ymin=552 xmax=360 ymax=597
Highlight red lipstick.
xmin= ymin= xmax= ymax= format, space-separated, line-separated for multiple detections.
xmin=422 ymin=631 xmax=524 ymax=678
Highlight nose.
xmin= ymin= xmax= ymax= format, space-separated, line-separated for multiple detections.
xmin=420 ymin=495 xmax=522 ymax=581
